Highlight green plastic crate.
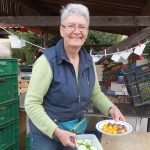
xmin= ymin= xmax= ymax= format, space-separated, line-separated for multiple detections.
xmin=0 ymin=75 xmax=18 ymax=104
xmin=7 ymin=142 xmax=19 ymax=150
xmin=0 ymin=120 xmax=19 ymax=150
xmin=26 ymin=135 xmax=30 ymax=150
xmin=0 ymin=58 xmax=18 ymax=76
xmin=0 ymin=100 xmax=19 ymax=126
xmin=103 ymin=70 xmax=121 ymax=79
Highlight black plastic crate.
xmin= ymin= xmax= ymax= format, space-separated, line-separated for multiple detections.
xmin=122 ymin=64 xmax=150 ymax=106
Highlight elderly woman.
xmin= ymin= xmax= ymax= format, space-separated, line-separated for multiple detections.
xmin=25 ymin=3 xmax=125 ymax=150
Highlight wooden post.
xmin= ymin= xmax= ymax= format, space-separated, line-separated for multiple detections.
xmin=43 ymin=32 xmax=49 ymax=48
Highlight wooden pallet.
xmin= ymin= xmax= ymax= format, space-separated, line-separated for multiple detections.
xmin=18 ymin=79 xmax=30 ymax=95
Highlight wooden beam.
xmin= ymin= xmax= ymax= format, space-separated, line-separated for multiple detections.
xmin=0 ymin=0 xmax=40 ymax=16
xmin=84 ymin=0 xmax=142 ymax=15
xmin=1 ymin=16 xmax=150 ymax=27
xmin=90 ymin=16 xmax=150 ymax=27
xmin=0 ymin=16 xmax=59 ymax=27
xmin=92 ymin=26 xmax=143 ymax=36
xmin=142 ymin=0 xmax=150 ymax=15
xmin=85 ymin=0 xmax=144 ymax=10
xmin=16 ymin=0 xmax=54 ymax=15
xmin=101 ymin=27 xmax=150 ymax=54
xmin=0 ymin=30 xmax=9 ymax=35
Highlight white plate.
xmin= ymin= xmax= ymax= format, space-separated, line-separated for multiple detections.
xmin=96 ymin=119 xmax=133 ymax=136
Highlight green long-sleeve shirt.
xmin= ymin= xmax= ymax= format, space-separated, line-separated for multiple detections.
xmin=25 ymin=54 xmax=114 ymax=138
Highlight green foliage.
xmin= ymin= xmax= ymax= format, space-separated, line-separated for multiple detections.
xmin=144 ymin=42 xmax=150 ymax=59
xmin=49 ymin=34 xmax=61 ymax=46
xmin=86 ymin=30 xmax=122 ymax=44
xmin=85 ymin=30 xmax=122 ymax=53
xmin=11 ymin=30 xmax=42 ymax=64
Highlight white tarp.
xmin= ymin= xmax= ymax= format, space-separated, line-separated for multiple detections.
xmin=0 ymin=38 xmax=11 ymax=57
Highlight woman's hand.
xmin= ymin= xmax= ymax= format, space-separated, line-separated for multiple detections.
xmin=54 ymin=127 xmax=76 ymax=148
xmin=109 ymin=106 xmax=126 ymax=121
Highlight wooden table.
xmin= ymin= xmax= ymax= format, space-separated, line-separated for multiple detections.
xmin=88 ymin=96 xmax=150 ymax=131
xmin=101 ymin=131 xmax=150 ymax=150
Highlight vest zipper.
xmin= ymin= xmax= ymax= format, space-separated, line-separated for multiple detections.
xmin=69 ymin=63 xmax=80 ymax=103
xmin=77 ymin=75 xmax=80 ymax=103
xmin=77 ymin=65 xmax=89 ymax=103
xmin=86 ymin=76 xmax=89 ymax=86
xmin=77 ymin=71 xmax=80 ymax=103
xmin=86 ymin=68 xmax=90 ymax=92
xmin=78 ymin=95 xmax=80 ymax=103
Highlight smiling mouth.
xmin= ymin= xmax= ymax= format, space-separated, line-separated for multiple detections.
xmin=70 ymin=37 xmax=82 ymax=40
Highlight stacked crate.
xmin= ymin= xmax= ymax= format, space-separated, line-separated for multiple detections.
xmin=25 ymin=135 xmax=30 ymax=150
xmin=0 ymin=58 xmax=19 ymax=150
xmin=122 ymin=63 xmax=150 ymax=106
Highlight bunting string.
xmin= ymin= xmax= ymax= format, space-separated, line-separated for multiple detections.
xmin=1 ymin=26 xmax=150 ymax=62
xmin=0 ymin=26 xmax=45 ymax=49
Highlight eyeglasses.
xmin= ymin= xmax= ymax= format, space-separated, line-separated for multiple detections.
xmin=61 ymin=24 xmax=88 ymax=32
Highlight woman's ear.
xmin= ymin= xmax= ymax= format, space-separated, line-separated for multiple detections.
xmin=60 ymin=26 xmax=64 ymax=37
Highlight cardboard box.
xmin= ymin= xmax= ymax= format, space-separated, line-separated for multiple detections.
xmin=110 ymin=81 xmax=127 ymax=92
xmin=96 ymin=65 xmax=104 ymax=81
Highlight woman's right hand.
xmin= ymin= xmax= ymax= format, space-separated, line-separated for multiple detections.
xmin=54 ymin=127 xmax=76 ymax=148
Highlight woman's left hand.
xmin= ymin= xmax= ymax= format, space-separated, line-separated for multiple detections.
xmin=109 ymin=105 xmax=126 ymax=121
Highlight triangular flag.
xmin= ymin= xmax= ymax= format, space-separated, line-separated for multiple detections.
xmin=120 ymin=50 xmax=132 ymax=60
xmin=111 ymin=54 xmax=121 ymax=62
xmin=134 ymin=44 xmax=146 ymax=55
xmin=91 ymin=55 xmax=103 ymax=63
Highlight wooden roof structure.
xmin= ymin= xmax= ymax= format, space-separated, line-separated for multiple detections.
xmin=1 ymin=0 xmax=150 ymax=53
xmin=1 ymin=0 xmax=150 ymax=34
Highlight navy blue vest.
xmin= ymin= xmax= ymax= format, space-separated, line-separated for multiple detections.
xmin=42 ymin=39 xmax=95 ymax=122
xmin=29 ymin=39 xmax=95 ymax=133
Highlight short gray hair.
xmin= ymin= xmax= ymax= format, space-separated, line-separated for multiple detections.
xmin=60 ymin=3 xmax=90 ymax=26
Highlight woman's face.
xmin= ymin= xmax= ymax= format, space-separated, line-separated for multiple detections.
xmin=60 ymin=14 xmax=89 ymax=49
